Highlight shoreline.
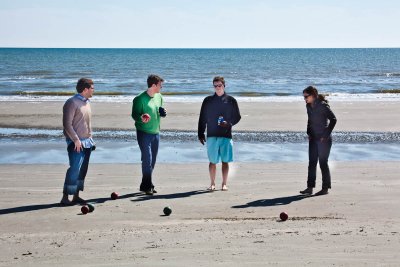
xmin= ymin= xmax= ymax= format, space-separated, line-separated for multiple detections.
xmin=1 ymin=93 xmax=400 ymax=103
xmin=1 ymin=139 xmax=400 ymax=164
xmin=1 ymin=128 xmax=400 ymax=144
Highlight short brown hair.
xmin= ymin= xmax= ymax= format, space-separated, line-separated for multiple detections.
xmin=213 ymin=76 xmax=225 ymax=87
xmin=76 ymin=78 xmax=93 ymax=93
xmin=147 ymin=74 xmax=164 ymax=88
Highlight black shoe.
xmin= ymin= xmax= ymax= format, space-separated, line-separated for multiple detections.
xmin=152 ymin=188 xmax=157 ymax=194
xmin=144 ymin=190 xmax=154 ymax=196
xmin=314 ymin=189 xmax=329 ymax=196
xmin=300 ymin=188 xmax=313 ymax=195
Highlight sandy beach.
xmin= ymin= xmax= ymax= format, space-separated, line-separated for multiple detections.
xmin=1 ymin=1 xmax=400 ymax=264
xmin=0 ymin=99 xmax=399 ymax=266
xmin=0 ymin=162 xmax=399 ymax=266
xmin=0 ymin=100 xmax=399 ymax=132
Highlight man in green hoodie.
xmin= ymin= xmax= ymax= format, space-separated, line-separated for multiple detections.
xmin=131 ymin=74 xmax=166 ymax=195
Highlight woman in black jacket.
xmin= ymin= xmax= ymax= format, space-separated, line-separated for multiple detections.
xmin=300 ymin=86 xmax=337 ymax=196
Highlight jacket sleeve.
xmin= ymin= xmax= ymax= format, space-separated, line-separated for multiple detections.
xmin=230 ymin=98 xmax=241 ymax=126
xmin=198 ymin=99 xmax=207 ymax=139
xmin=63 ymin=100 xmax=79 ymax=142
xmin=322 ymin=103 xmax=337 ymax=138
xmin=307 ymin=119 xmax=312 ymax=136
xmin=131 ymin=97 xmax=142 ymax=122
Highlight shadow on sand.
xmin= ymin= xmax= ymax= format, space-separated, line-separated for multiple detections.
xmin=131 ymin=190 xmax=212 ymax=202
xmin=0 ymin=192 xmax=143 ymax=216
xmin=232 ymin=194 xmax=312 ymax=208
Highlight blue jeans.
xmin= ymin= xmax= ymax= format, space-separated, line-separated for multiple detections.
xmin=307 ymin=138 xmax=332 ymax=189
xmin=63 ymin=143 xmax=92 ymax=195
xmin=136 ymin=130 xmax=159 ymax=191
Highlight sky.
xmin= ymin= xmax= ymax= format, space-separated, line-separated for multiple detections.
xmin=0 ymin=0 xmax=399 ymax=48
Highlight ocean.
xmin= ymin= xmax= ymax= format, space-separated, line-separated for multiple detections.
xmin=0 ymin=48 xmax=399 ymax=102
xmin=1 ymin=48 xmax=399 ymax=164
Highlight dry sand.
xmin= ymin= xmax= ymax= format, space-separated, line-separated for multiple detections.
xmin=0 ymin=162 xmax=399 ymax=266
xmin=0 ymin=100 xmax=399 ymax=132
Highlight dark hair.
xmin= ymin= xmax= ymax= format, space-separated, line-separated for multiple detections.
xmin=76 ymin=78 xmax=93 ymax=93
xmin=213 ymin=76 xmax=225 ymax=87
xmin=147 ymin=74 xmax=164 ymax=88
xmin=303 ymin=86 xmax=328 ymax=103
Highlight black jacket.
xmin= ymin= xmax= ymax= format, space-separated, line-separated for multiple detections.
xmin=198 ymin=93 xmax=241 ymax=139
xmin=306 ymin=99 xmax=337 ymax=139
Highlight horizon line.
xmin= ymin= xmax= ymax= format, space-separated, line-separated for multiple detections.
xmin=1 ymin=46 xmax=399 ymax=49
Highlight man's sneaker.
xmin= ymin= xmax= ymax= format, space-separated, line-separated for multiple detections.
xmin=314 ymin=189 xmax=329 ymax=196
xmin=300 ymin=188 xmax=313 ymax=195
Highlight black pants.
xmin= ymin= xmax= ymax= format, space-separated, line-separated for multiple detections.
xmin=307 ymin=138 xmax=332 ymax=189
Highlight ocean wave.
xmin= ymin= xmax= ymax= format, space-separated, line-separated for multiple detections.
xmin=386 ymin=73 xmax=400 ymax=77
xmin=365 ymin=72 xmax=400 ymax=77
xmin=19 ymin=70 xmax=54 ymax=76
xmin=1 ymin=92 xmax=400 ymax=102
xmin=374 ymin=89 xmax=400 ymax=94
xmin=1 ymin=128 xmax=399 ymax=144
xmin=12 ymin=91 xmax=126 ymax=96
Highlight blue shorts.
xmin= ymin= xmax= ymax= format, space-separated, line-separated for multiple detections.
xmin=206 ymin=137 xmax=234 ymax=164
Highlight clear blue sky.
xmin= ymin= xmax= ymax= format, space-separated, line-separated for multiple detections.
xmin=1 ymin=0 xmax=399 ymax=48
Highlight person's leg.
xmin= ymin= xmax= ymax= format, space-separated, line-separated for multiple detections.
xmin=301 ymin=139 xmax=318 ymax=194
xmin=72 ymin=148 xmax=92 ymax=203
xmin=136 ymin=131 xmax=153 ymax=192
xmin=207 ymin=137 xmax=220 ymax=190
xmin=150 ymin=134 xmax=159 ymax=190
xmin=209 ymin=163 xmax=217 ymax=190
xmin=220 ymin=138 xmax=233 ymax=190
xmin=62 ymin=143 xmax=85 ymax=204
xmin=317 ymin=138 xmax=332 ymax=191
xmin=221 ymin=162 xmax=229 ymax=190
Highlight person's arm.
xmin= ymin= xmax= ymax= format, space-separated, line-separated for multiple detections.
xmin=131 ymin=97 xmax=143 ymax=122
xmin=63 ymin=101 xmax=79 ymax=142
xmin=307 ymin=119 xmax=312 ymax=136
xmin=63 ymin=100 xmax=82 ymax=152
xmin=322 ymin=104 xmax=337 ymax=138
xmin=198 ymin=99 xmax=207 ymax=144
xmin=230 ymin=98 xmax=241 ymax=126
xmin=220 ymin=98 xmax=241 ymax=128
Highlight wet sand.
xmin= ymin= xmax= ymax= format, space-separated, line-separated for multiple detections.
xmin=0 ymin=100 xmax=399 ymax=132
xmin=0 ymin=162 xmax=399 ymax=266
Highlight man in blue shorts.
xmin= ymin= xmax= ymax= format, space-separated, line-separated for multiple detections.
xmin=198 ymin=76 xmax=241 ymax=191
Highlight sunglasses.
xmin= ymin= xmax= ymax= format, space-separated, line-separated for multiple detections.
xmin=304 ymin=94 xmax=311 ymax=99
xmin=213 ymin=84 xmax=224 ymax=88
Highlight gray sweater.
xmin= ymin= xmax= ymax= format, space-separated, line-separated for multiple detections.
xmin=63 ymin=95 xmax=92 ymax=142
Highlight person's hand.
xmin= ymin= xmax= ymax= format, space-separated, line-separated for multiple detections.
xmin=219 ymin=121 xmax=230 ymax=128
xmin=159 ymin=107 xmax=167 ymax=118
xmin=141 ymin=113 xmax=151 ymax=123
xmin=199 ymin=137 xmax=206 ymax=145
xmin=74 ymin=139 xmax=82 ymax=152
xmin=320 ymin=137 xmax=326 ymax=142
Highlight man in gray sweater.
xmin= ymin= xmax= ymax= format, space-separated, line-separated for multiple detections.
xmin=61 ymin=78 xmax=95 ymax=205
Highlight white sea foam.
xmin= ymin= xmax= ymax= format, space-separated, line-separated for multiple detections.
xmin=0 ymin=93 xmax=399 ymax=103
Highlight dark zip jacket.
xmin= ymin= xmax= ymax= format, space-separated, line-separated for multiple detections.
xmin=198 ymin=93 xmax=241 ymax=139
xmin=307 ymin=99 xmax=337 ymax=139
